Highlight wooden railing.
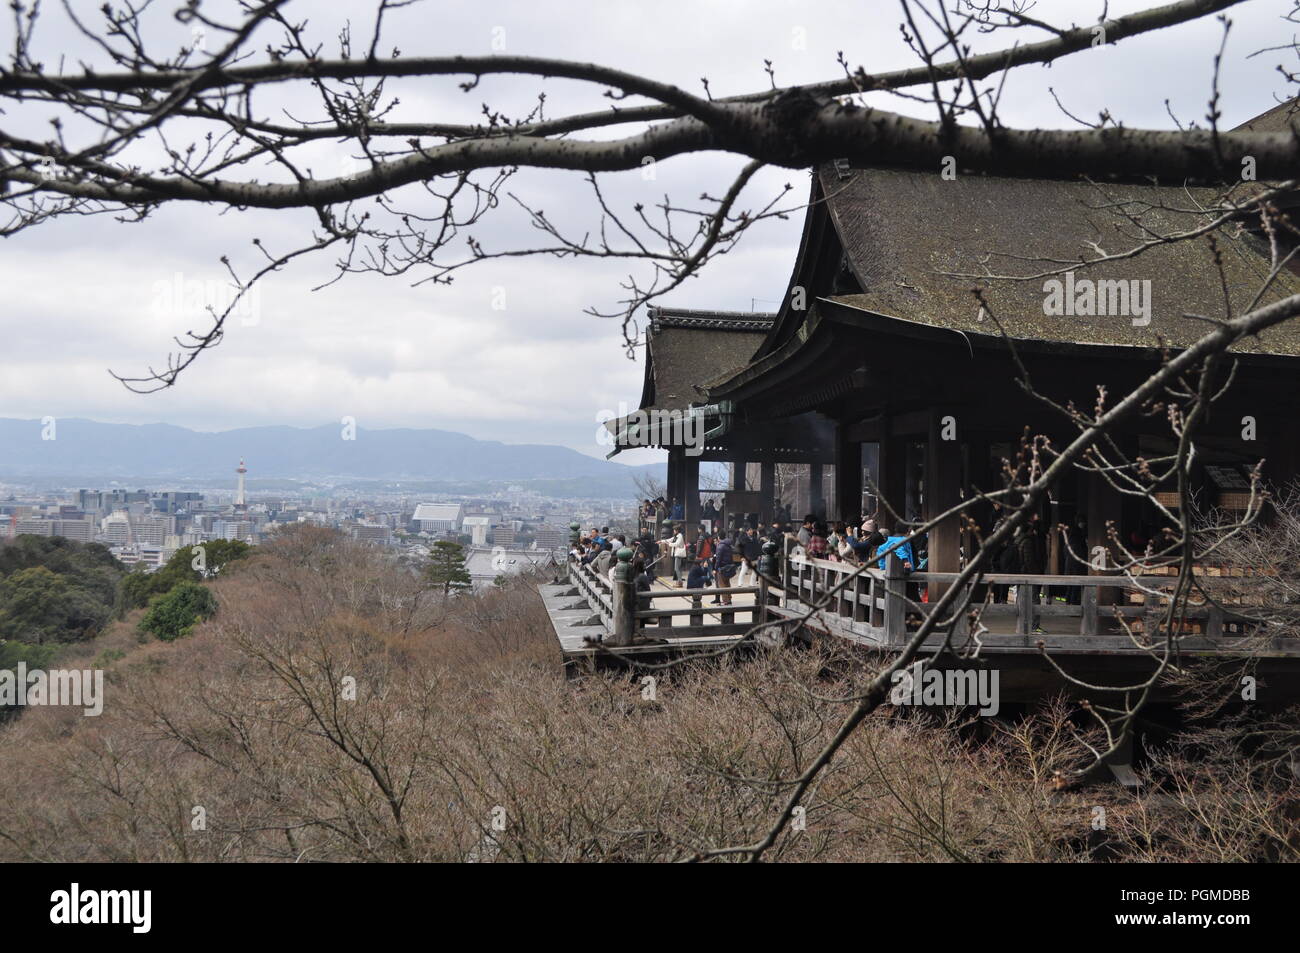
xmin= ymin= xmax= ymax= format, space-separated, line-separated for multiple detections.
xmin=569 ymin=544 xmax=1287 ymax=654
xmin=783 ymin=550 xmax=1274 ymax=651
xmin=571 ymin=557 xmax=614 ymax=631
xmin=568 ymin=552 xmax=764 ymax=645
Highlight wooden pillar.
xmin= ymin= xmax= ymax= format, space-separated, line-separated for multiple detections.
xmin=1086 ymin=452 xmax=1124 ymax=608
xmin=809 ymin=462 xmax=825 ymax=519
xmin=665 ymin=446 xmax=682 ymax=514
xmin=683 ymin=454 xmax=701 ymax=543
xmin=965 ymin=439 xmax=993 ymax=578
xmin=862 ymin=442 xmax=880 ymax=516
xmin=1261 ymin=416 xmax=1299 ymax=494
xmin=925 ymin=411 xmax=963 ymax=598
xmin=759 ymin=461 xmax=776 ymax=525
xmin=877 ymin=429 xmax=908 ymax=530
xmin=834 ymin=425 xmax=863 ymax=524
xmin=725 ymin=458 xmax=743 ymax=531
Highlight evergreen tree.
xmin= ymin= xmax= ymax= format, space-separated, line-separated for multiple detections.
xmin=119 ymin=539 xmax=251 ymax=611
xmin=138 ymin=582 xmax=218 ymax=642
xmin=426 ymin=540 xmax=472 ymax=596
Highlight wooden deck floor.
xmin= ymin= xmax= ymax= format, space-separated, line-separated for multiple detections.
xmin=537 ymin=578 xmax=749 ymax=663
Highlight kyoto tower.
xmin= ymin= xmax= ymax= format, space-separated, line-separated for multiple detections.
xmin=235 ymin=458 xmax=248 ymax=510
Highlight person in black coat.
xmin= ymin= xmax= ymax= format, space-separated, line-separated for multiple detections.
xmin=1011 ymin=515 xmax=1046 ymax=629
xmin=637 ymin=535 xmax=658 ymax=579
xmin=686 ymin=557 xmax=710 ymax=625
xmin=713 ymin=534 xmax=737 ymax=606
xmin=848 ymin=517 xmax=885 ymax=562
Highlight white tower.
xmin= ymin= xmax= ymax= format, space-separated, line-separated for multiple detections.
xmin=235 ymin=458 xmax=248 ymax=508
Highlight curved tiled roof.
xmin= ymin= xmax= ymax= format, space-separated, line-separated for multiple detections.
xmin=638 ymin=308 xmax=775 ymax=411
xmin=815 ymin=164 xmax=1300 ymax=357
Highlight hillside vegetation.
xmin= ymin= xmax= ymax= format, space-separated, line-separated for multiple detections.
xmin=1 ymin=524 xmax=1295 ymax=861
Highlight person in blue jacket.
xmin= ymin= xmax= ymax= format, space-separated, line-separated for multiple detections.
xmin=876 ymin=528 xmax=915 ymax=573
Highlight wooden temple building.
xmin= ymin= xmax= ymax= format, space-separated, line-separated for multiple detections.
xmin=607 ymin=106 xmax=1300 ymax=584
xmin=547 ymin=103 xmax=1300 ymax=706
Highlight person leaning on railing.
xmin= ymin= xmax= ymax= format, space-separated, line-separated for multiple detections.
xmin=876 ymin=529 xmax=914 ymax=573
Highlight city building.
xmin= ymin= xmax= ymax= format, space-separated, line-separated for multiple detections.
xmin=412 ymin=502 xmax=462 ymax=534
xmin=461 ymin=515 xmax=491 ymax=545
xmin=463 ymin=546 xmax=557 ymax=589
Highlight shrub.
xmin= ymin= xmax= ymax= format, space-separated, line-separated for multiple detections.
xmin=138 ymin=582 xmax=218 ymax=642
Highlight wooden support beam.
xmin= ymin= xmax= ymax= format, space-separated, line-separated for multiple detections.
xmin=759 ymin=460 xmax=776 ymax=525
xmin=925 ymin=411 xmax=963 ymax=599
xmin=809 ymin=462 xmax=825 ymax=519
xmin=665 ymin=446 xmax=682 ymax=514
xmin=1086 ymin=449 xmax=1125 ymax=607
xmin=877 ymin=426 xmax=908 ymax=529
xmin=683 ymin=454 xmax=701 ymax=542
xmin=834 ymin=424 xmax=863 ymax=523
xmin=729 ymin=459 xmax=743 ymax=491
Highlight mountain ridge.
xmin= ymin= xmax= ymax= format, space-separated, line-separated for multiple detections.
xmin=0 ymin=417 xmax=660 ymax=492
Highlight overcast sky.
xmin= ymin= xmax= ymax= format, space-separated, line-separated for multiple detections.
xmin=2 ymin=0 xmax=1295 ymax=466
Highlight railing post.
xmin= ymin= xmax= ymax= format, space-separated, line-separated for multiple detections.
xmin=756 ymin=540 xmax=777 ymax=625
xmin=608 ymin=547 xmax=635 ymax=647
xmin=1080 ymin=585 xmax=1099 ymax=636
xmin=780 ymin=536 xmax=792 ymax=607
xmin=1016 ymin=583 xmax=1034 ymax=637
xmin=952 ymin=584 xmax=971 ymax=642
xmin=567 ymin=521 xmax=581 ymax=581
xmin=1143 ymin=587 xmax=1160 ymax=640
xmin=853 ymin=571 xmax=868 ymax=624
xmin=885 ymin=553 xmax=906 ymax=647
xmin=1206 ymin=604 xmax=1224 ymax=640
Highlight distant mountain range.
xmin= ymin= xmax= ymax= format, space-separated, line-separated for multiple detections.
xmin=0 ymin=418 xmax=661 ymax=496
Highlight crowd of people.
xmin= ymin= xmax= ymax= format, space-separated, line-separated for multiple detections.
xmin=571 ymin=514 xmax=927 ymax=614
xmin=574 ymin=502 xmax=1132 ymax=634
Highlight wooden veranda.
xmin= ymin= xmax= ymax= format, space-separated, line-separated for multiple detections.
xmin=540 ymin=543 xmax=1300 ymax=698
